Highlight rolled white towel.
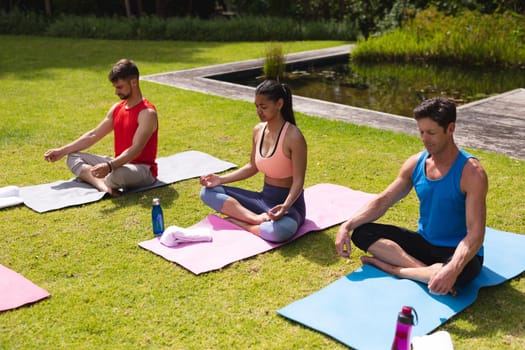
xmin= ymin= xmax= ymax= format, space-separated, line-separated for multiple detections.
xmin=160 ymin=225 xmax=213 ymax=247
xmin=0 ymin=186 xmax=20 ymax=198
xmin=0 ymin=186 xmax=23 ymax=209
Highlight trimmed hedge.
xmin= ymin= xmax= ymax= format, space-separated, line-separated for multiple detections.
xmin=0 ymin=11 xmax=359 ymax=41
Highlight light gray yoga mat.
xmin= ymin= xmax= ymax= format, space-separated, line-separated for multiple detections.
xmin=18 ymin=150 xmax=236 ymax=213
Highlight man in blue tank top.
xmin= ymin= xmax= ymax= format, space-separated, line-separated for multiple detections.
xmin=335 ymin=97 xmax=488 ymax=295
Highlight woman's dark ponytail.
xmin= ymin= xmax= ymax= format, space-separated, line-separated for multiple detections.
xmin=255 ymin=80 xmax=296 ymax=125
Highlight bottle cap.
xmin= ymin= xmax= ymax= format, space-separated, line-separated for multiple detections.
xmin=398 ymin=306 xmax=415 ymax=325
xmin=401 ymin=306 xmax=412 ymax=316
xmin=152 ymin=198 xmax=160 ymax=205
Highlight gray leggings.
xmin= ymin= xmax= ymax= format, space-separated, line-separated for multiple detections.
xmin=67 ymin=152 xmax=155 ymax=190
xmin=200 ymin=183 xmax=306 ymax=243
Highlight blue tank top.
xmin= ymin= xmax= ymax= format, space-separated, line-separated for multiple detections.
xmin=411 ymin=149 xmax=483 ymax=256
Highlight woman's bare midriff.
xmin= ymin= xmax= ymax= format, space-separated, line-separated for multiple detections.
xmin=264 ymin=175 xmax=293 ymax=188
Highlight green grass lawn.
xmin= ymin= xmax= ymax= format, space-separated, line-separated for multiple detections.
xmin=0 ymin=35 xmax=524 ymax=349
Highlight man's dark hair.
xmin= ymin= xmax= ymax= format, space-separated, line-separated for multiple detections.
xmin=413 ymin=97 xmax=456 ymax=131
xmin=108 ymin=59 xmax=139 ymax=82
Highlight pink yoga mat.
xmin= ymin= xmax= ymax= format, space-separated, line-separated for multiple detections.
xmin=139 ymin=183 xmax=375 ymax=274
xmin=0 ymin=264 xmax=50 ymax=312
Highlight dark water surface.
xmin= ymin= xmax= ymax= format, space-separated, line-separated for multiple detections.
xmin=215 ymin=58 xmax=525 ymax=117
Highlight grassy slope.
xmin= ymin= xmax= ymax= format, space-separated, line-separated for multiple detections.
xmin=0 ymin=36 xmax=523 ymax=349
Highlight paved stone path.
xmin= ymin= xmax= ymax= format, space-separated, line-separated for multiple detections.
xmin=143 ymin=45 xmax=525 ymax=160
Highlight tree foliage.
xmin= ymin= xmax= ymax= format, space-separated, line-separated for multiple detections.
xmin=1 ymin=0 xmax=523 ymax=38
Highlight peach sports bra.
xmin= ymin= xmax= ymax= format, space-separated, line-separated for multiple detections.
xmin=255 ymin=122 xmax=293 ymax=179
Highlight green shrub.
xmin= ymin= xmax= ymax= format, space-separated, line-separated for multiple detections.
xmin=0 ymin=10 xmax=48 ymax=35
xmin=46 ymin=15 xmax=134 ymax=39
xmin=302 ymin=19 xmax=357 ymax=41
xmin=165 ymin=17 xmax=200 ymax=41
xmin=352 ymin=7 xmax=525 ymax=68
xmin=263 ymin=44 xmax=285 ymax=81
xmin=135 ymin=16 xmax=168 ymax=40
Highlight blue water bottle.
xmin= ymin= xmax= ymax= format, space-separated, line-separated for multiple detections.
xmin=151 ymin=198 xmax=164 ymax=236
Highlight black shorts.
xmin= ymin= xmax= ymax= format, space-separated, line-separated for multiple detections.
xmin=351 ymin=223 xmax=483 ymax=286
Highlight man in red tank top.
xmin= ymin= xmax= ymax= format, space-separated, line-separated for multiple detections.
xmin=44 ymin=59 xmax=158 ymax=196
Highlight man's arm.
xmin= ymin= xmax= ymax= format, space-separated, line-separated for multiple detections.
xmin=44 ymin=106 xmax=116 ymax=162
xmin=335 ymin=153 xmax=420 ymax=257
xmin=428 ymin=158 xmax=488 ymax=294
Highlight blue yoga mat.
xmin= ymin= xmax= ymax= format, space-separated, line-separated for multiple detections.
xmin=277 ymin=227 xmax=525 ymax=349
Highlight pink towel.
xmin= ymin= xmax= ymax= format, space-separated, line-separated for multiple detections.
xmin=139 ymin=183 xmax=375 ymax=274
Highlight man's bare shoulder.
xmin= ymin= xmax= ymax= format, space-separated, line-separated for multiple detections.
xmin=140 ymin=107 xmax=157 ymax=116
xmin=399 ymin=152 xmax=424 ymax=175
xmin=106 ymin=102 xmax=121 ymax=117
xmin=137 ymin=107 xmax=158 ymax=123
xmin=465 ymin=157 xmax=487 ymax=177
xmin=408 ymin=151 xmax=424 ymax=164
xmin=462 ymin=157 xmax=488 ymax=191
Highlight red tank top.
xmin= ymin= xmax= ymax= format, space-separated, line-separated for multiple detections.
xmin=112 ymin=98 xmax=158 ymax=177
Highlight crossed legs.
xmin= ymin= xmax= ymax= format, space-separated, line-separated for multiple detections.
xmin=77 ymin=164 xmax=117 ymax=195
xmin=360 ymin=239 xmax=444 ymax=285
xmin=67 ymin=152 xmax=155 ymax=196
xmin=351 ymin=223 xmax=472 ymax=294
xmin=200 ymin=184 xmax=304 ymax=243
xmin=219 ymin=196 xmax=271 ymax=229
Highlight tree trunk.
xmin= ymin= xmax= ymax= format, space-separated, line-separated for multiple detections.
xmin=124 ymin=0 xmax=132 ymax=17
xmin=137 ymin=0 xmax=144 ymax=16
xmin=156 ymin=0 xmax=169 ymax=17
xmin=44 ymin=0 xmax=52 ymax=16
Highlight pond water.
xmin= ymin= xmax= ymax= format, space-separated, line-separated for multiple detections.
xmin=213 ymin=57 xmax=525 ymax=117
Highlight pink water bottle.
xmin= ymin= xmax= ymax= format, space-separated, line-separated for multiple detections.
xmin=391 ymin=306 xmax=416 ymax=350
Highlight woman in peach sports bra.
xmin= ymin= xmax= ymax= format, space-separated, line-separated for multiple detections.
xmin=199 ymin=80 xmax=307 ymax=242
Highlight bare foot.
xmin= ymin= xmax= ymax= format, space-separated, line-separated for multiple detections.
xmin=78 ymin=167 xmax=120 ymax=197
xmin=94 ymin=182 xmax=122 ymax=197
xmin=255 ymin=212 xmax=271 ymax=224
xmin=106 ymin=187 xmax=121 ymax=197
xmin=92 ymin=180 xmax=120 ymax=197
xmin=224 ymin=217 xmax=260 ymax=236
xmin=75 ymin=175 xmax=119 ymax=196
xmin=360 ymin=256 xmax=402 ymax=277
xmin=427 ymin=263 xmax=458 ymax=296
xmin=426 ymin=263 xmax=443 ymax=278
xmin=224 ymin=216 xmax=246 ymax=227
xmin=362 ymin=256 xmax=458 ymax=296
